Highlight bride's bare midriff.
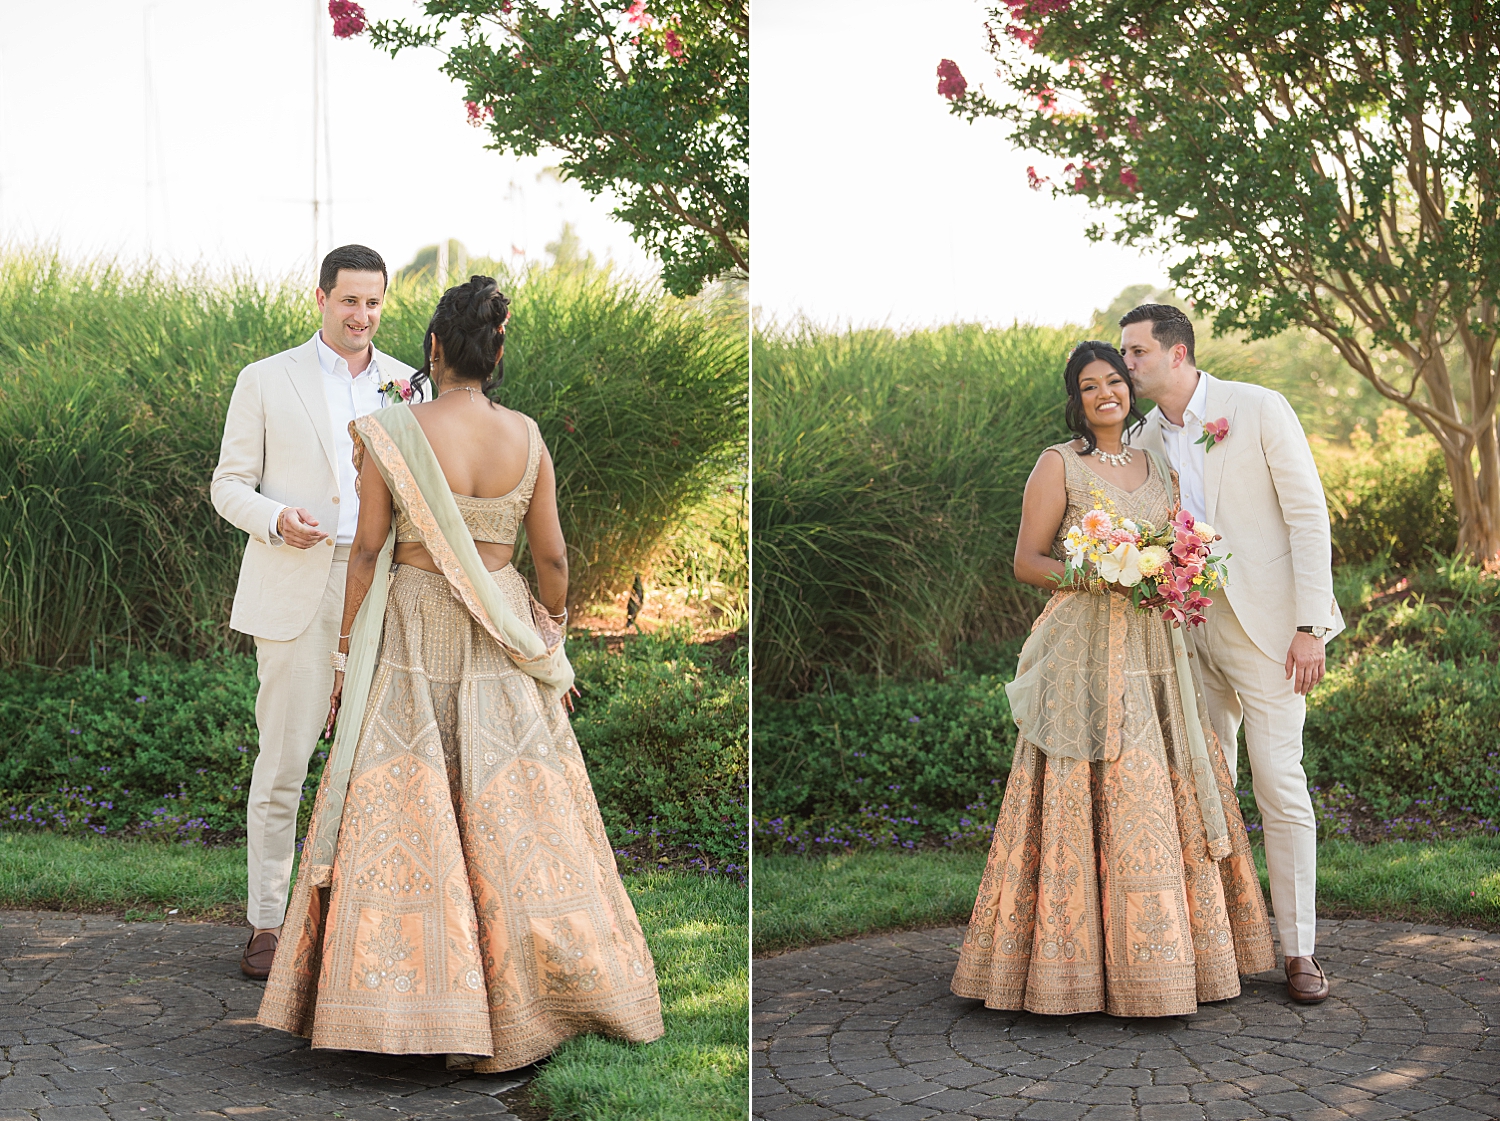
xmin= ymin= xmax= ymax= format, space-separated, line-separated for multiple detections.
xmin=394 ymin=541 xmax=515 ymax=574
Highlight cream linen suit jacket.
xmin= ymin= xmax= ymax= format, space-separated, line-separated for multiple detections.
xmin=1132 ymin=373 xmax=1344 ymax=662
xmin=211 ymin=338 xmax=418 ymax=641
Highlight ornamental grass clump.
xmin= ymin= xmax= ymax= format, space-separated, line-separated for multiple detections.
xmin=752 ymin=321 xmax=1073 ymax=694
xmin=0 ymin=248 xmax=744 ymax=666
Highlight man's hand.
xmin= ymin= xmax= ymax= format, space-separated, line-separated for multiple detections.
xmin=1285 ymin=631 xmax=1325 ymax=695
xmin=279 ymin=507 xmax=327 ymax=549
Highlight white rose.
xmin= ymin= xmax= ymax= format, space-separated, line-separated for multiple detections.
xmin=1098 ymin=542 xmax=1143 ymax=588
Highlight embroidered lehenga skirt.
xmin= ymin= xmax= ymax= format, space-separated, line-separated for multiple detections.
xmin=258 ymin=564 xmax=665 ymax=1068
xmin=951 ymin=590 xmax=1277 ymax=1018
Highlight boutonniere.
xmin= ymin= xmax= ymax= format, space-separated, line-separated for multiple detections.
xmin=378 ymin=377 xmax=414 ymax=405
xmin=1196 ymin=417 xmax=1230 ymax=450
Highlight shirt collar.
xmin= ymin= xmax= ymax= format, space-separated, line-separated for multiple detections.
xmin=1183 ymin=371 xmax=1208 ymax=425
xmin=1157 ymin=371 xmax=1208 ymax=431
xmin=313 ymin=330 xmax=378 ymax=381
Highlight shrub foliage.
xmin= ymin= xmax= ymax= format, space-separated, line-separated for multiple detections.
xmin=752 ymin=674 xmax=1015 ymax=854
xmin=0 ymin=632 xmax=747 ymax=870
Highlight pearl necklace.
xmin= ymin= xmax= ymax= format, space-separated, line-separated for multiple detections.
xmin=1092 ymin=445 xmax=1134 ymax=468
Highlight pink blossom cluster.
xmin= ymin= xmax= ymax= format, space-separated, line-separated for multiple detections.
xmin=936 ymin=59 xmax=967 ymax=100
xmin=328 ymin=0 xmax=366 ymax=39
xmin=1161 ymin=509 xmax=1217 ymax=626
xmin=465 ymin=101 xmax=494 ymax=127
xmin=998 ymin=0 xmax=1072 ymax=46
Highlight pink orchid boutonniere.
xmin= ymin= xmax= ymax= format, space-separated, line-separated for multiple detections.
xmin=1196 ymin=417 xmax=1230 ymax=450
xmin=378 ymin=377 xmax=414 ymax=405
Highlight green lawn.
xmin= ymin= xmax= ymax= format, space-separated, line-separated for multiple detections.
xmin=0 ymin=831 xmax=247 ymax=921
xmin=535 ymin=872 xmax=747 ymax=1121
xmin=753 ymin=836 xmax=1500 ymax=955
xmin=0 ymin=832 xmax=748 ymax=1121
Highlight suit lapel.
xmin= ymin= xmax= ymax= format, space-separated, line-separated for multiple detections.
xmin=286 ymin=338 xmax=337 ymax=478
xmin=1202 ymin=373 xmax=1235 ymax=523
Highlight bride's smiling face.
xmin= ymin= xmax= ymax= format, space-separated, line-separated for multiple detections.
xmin=1077 ymin=359 xmax=1132 ymax=431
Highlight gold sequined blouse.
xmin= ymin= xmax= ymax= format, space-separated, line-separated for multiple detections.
xmin=393 ymin=414 xmax=543 ymax=546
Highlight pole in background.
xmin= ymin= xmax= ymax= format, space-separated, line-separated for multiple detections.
xmin=311 ymin=0 xmax=334 ymax=270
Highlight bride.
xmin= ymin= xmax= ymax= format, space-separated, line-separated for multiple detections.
xmin=951 ymin=340 xmax=1274 ymax=1017
xmin=258 ymin=276 xmax=664 ymax=1068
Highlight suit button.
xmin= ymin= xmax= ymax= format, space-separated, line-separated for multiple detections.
xmin=333 ymin=496 xmax=340 ymax=504
xmin=326 ymin=538 xmax=334 ymax=547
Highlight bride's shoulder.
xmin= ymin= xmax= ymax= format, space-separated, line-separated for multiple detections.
xmin=1030 ymin=444 xmax=1072 ymax=481
xmin=1041 ymin=440 xmax=1082 ymax=461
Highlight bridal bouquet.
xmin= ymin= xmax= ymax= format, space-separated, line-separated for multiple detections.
xmin=1059 ymin=507 xmax=1229 ymax=627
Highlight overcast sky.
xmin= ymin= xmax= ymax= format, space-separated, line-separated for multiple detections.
xmin=0 ymin=0 xmax=654 ymax=284
xmin=751 ymin=0 xmax=1169 ymax=330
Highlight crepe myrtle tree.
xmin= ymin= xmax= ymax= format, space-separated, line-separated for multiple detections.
xmin=938 ymin=1 xmax=1500 ymax=557
xmin=330 ymin=0 xmax=747 ymax=297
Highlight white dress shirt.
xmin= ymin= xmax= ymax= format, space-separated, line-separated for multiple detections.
xmin=268 ymin=331 xmax=387 ymax=546
xmin=1156 ymin=372 xmax=1209 ymax=522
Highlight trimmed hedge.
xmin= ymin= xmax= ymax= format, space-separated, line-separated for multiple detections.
xmin=752 ymin=674 xmax=1014 ymax=854
xmin=0 ymin=631 xmax=747 ymax=874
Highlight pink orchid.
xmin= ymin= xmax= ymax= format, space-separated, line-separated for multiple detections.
xmin=1197 ymin=417 xmax=1230 ymax=449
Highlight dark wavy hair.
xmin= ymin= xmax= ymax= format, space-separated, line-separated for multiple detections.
xmin=1063 ymin=340 xmax=1145 ymax=453
xmin=1118 ymin=301 xmax=1195 ymax=364
xmin=410 ymin=275 xmax=511 ymax=401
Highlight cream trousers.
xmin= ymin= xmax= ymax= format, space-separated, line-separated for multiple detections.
xmin=246 ymin=547 xmax=348 ymax=929
xmin=1191 ymin=595 xmax=1319 ymax=957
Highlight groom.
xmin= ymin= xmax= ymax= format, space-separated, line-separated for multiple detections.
xmin=1121 ymin=303 xmax=1342 ymax=1005
xmin=212 ymin=244 xmax=421 ymax=980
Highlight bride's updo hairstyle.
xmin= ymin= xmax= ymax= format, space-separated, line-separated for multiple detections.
xmin=410 ymin=275 xmax=512 ymax=401
xmin=1063 ymin=340 xmax=1146 ymax=454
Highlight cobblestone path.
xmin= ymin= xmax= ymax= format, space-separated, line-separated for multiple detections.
xmin=754 ymin=919 xmax=1500 ymax=1121
xmin=0 ymin=911 xmax=544 ymax=1121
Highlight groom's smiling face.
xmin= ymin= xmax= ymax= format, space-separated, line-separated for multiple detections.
xmin=316 ymin=269 xmax=386 ymax=357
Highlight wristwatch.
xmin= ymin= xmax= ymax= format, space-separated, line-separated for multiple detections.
xmin=1296 ymin=625 xmax=1329 ymax=639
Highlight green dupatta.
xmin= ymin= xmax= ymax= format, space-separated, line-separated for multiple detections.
xmin=299 ymin=404 xmax=574 ymax=887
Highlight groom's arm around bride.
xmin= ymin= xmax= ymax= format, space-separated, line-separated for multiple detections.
xmin=1121 ymin=301 xmax=1339 ymax=1005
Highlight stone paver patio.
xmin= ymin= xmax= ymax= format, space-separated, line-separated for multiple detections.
xmin=754 ymin=919 xmax=1500 ymax=1121
xmin=0 ymin=911 xmax=544 ymax=1120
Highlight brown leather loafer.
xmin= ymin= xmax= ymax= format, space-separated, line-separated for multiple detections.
xmin=240 ymin=930 xmax=278 ymax=981
xmin=1285 ymin=955 xmax=1330 ymax=1003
